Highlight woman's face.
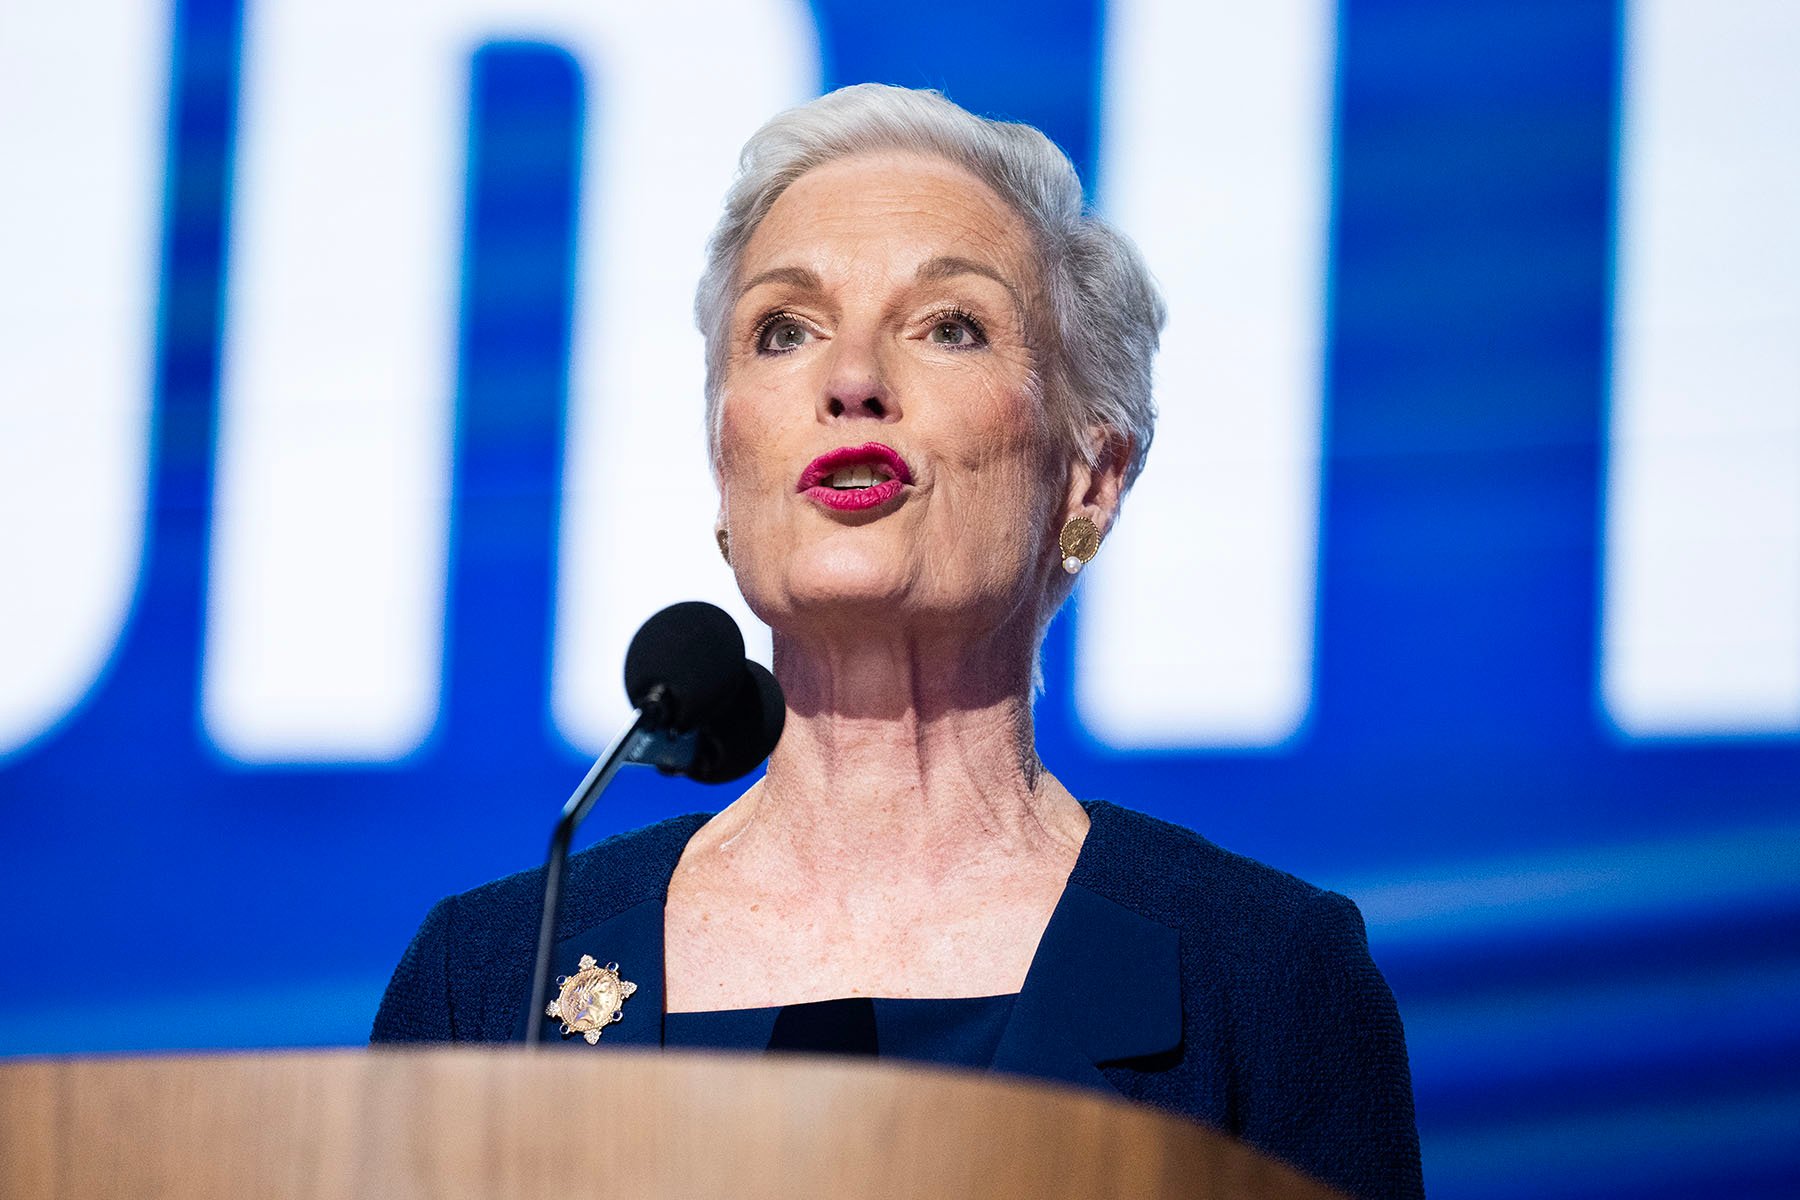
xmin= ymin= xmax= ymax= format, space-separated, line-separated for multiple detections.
xmin=715 ymin=151 xmax=1068 ymax=646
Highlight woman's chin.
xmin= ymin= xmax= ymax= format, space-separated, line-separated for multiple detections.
xmin=738 ymin=550 xmax=913 ymax=625
xmin=794 ymin=538 xmax=909 ymax=589
xmin=780 ymin=572 xmax=913 ymax=617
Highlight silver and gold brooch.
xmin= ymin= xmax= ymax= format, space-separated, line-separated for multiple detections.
xmin=545 ymin=955 xmax=637 ymax=1043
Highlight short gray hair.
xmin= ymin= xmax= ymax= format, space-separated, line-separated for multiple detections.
xmin=695 ymin=83 xmax=1165 ymax=490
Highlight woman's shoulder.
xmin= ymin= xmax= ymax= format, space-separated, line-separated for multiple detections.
xmin=372 ymin=811 xmax=713 ymax=1043
xmin=1077 ymin=799 xmax=1369 ymax=958
xmin=1077 ymin=802 xmax=1422 ymax=1200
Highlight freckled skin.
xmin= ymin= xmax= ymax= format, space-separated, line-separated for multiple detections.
xmin=665 ymin=153 xmax=1131 ymax=1011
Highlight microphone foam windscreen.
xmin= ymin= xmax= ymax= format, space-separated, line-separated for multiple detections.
xmin=623 ymin=601 xmax=747 ymax=728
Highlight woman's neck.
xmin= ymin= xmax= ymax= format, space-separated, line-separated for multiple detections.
xmin=707 ymin=624 xmax=1087 ymax=884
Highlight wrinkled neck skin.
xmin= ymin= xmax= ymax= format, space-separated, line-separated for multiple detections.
xmin=708 ymin=610 xmax=1089 ymax=888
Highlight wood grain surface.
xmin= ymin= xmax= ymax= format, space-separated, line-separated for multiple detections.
xmin=0 ymin=1048 xmax=1346 ymax=1199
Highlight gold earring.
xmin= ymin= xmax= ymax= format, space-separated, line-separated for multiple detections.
xmin=715 ymin=527 xmax=731 ymax=564
xmin=1059 ymin=515 xmax=1100 ymax=575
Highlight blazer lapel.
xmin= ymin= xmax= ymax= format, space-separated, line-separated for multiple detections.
xmin=513 ymin=895 xmax=667 ymax=1049
xmin=990 ymin=880 xmax=1183 ymax=1091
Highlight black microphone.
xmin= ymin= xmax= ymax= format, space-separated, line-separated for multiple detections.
xmin=624 ymin=600 xmax=746 ymax=728
xmin=524 ymin=602 xmax=785 ymax=1045
xmin=617 ymin=602 xmax=786 ymax=779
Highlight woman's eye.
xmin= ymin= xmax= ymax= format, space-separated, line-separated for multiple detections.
xmin=927 ymin=311 xmax=986 ymax=348
xmin=757 ymin=318 xmax=810 ymax=352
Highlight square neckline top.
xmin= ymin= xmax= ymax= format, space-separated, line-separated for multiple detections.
xmin=664 ymin=992 xmax=1021 ymax=1070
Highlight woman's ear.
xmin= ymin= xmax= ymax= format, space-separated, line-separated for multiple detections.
xmin=1063 ymin=425 xmax=1132 ymax=534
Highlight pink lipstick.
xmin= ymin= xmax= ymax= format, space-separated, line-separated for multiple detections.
xmin=797 ymin=442 xmax=914 ymax=511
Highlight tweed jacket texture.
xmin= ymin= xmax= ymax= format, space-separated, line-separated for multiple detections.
xmin=373 ymin=800 xmax=1425 ymax=1199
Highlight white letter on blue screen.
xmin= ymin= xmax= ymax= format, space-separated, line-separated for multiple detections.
xmin=1082 ymin=0 xmax=1335 ymax=748
xmin=1603 ymin=0 xmax=1800 ymax=737
xmin=0 ymin=1 xmax=166 ymax=760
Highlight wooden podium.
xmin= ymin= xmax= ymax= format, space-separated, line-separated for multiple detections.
xmin=0 ymin=1048 xmax=1345 ymax=1199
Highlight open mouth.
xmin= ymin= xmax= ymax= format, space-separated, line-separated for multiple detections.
xmin=819 ymin=463 xmax=894 ymax=490
xmin=797 ymin=442 xmax=913 ymax=511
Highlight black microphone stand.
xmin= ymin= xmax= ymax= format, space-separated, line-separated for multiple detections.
xmin=524 ymin=686 xmax=694 ymax=1047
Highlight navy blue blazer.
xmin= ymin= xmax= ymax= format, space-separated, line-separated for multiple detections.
xmin=373 ymin=800 xmax=1424 ymax=1200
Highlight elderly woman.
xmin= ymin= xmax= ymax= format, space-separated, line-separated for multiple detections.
xmin=373 ymin=84 xmax=1423 ymax=1199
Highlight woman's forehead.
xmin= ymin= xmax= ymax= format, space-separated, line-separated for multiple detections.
xmin=739 ymin=151 xmax=1038 ymax=292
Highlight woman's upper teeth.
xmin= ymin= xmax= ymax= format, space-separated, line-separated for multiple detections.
xmin=825 ymin=464 xmax=888 ymax=489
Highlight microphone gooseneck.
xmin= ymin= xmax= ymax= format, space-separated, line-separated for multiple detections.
xmin=524 ymin=602 xmax=784 ymax=1046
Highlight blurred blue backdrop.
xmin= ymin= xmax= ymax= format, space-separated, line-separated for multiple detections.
xmin=3 ymin=2 xmax=1797 ymax=1198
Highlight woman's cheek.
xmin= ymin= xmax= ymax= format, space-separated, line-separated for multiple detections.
xmin=716 ymin=396 xmax=789 ymax=504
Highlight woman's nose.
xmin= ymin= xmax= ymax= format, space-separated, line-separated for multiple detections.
xmin=817 ymin=328 xmax=900 ymax=423
xmin=823 ymin=392 xmax=891 ymax=420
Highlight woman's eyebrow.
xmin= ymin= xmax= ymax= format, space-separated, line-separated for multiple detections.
xmin=913 ymin=255 xmax=1024 ymax=318
xmin=735 ymin=257 xmax=1025 ymax=317
xmin=736 ymin=265 xmax=821 ymax=303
